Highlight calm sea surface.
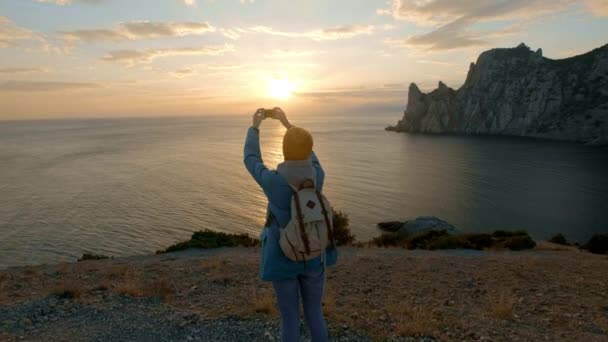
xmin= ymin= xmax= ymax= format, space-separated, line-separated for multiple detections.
xmin=1 ymin=113 xmax=607 ymax=268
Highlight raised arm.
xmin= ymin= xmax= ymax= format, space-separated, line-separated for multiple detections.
xmin=244 ymin=109 xmax=273 ymax=188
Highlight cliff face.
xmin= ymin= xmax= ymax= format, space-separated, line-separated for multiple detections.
xmin=390 ymin=43 xmax=608 ymax=145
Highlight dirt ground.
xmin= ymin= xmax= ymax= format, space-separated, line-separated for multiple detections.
xmin=1 ymin=245 xmax=607 ymax=341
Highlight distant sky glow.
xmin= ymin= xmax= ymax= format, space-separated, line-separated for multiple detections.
xmin=0 ymin=0 xmax=607 ymax=119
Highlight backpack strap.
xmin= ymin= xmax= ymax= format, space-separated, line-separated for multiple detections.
xmin=315 ymin=191 xmax=335 ymax=250
xmin=292 ymin=191 xmax=312 ymax=255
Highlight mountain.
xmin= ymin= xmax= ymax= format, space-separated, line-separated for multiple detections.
xmin=387 ymin=43 xmax=608 ymax=145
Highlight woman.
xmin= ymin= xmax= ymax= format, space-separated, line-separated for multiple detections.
xmin=243 ymin=107 xmax=338 ymax=342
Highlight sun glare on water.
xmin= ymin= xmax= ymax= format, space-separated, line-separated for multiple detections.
xmin=268 ymin=77 xmax=296 ymax=100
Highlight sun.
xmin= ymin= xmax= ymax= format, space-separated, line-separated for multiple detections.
xmin=267 ymin=77 xmax=296 ymax=100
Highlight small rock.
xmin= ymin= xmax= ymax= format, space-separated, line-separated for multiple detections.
xmin=263 ymin=330 xmax=274 ymax=341
xmin=19 ymin=318 xmax=32 ymax=327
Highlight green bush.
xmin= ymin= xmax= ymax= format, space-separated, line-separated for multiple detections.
xmin=582 ymin=234 xmax=608 ymax=254
xmin=492 ymin=230 xmax=528 ymax=238
xmin=549 ymin=233 xmax=568 ymax=245
xmin=371 ymin=232 xmax=406 ymax=247
xmin=157 ymin=230 xmax=259 ymax=254
xmin=78 ymin=253 xmax=110 ymax=262
xmin=407 ymin=230 xmax=449 ymax=249
xmin=501 ymin=235 xmax=536 ymax=251
xmin=369 ymin=229 xmax=535 ymax=251
xmin=332 ymin=208 xmax=355 ymax=246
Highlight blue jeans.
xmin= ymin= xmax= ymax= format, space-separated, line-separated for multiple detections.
xmin=272 ymin=269 xmax=327 ymax=342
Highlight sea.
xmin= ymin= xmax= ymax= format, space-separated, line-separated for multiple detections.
xmin=1 ymin=113 xmax=607 ymax=268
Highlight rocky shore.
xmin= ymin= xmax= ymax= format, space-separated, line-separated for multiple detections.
xmin=388 ymin=43 xmax=608 ymax=146
xmin=1 ymin=243 xmax=607 ymax=341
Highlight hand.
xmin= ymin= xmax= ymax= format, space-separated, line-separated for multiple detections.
xmin=272 ymin=107 xmax=293 ymax=129
xmin=252 ymin=108 xmax=265 ymax=128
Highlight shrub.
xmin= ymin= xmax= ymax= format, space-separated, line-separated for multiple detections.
xmin=371 ymin=232 xmax=406 ymax=247
xmin=407 ymin=230 xmax=450 ymax=250
xmin=78 ymin=253 xmax=110 ymax=262
xmin=549 ymin=234 xmax=568 ymax=245
xmin=158 ymin=229 xmax=259 ymax=254
xmin=369 ymin=229 xmax=535 ymax=251
xmin=582 ymin=234 xmax=608 ymax=254
xmin=464 ymin=233 xmax=494 ymax=249
xmin=377 ymin=221 xmax=403 ymax=232
xmin=332 ymin=208 xmax=355 ymax=246
xmin=501 ymin=235 xmax=536 ymax=251
xmin=53 ymin=281 xmax=82 ymax=299
xmin=492 ymin=230 xmax=528 ymax=238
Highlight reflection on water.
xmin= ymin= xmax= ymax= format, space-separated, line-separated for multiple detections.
xmin=0 ymin=114 xmax=607 ymax=268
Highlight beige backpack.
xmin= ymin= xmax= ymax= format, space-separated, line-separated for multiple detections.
xmin=279 ymin=179 xmax=335 ymax=262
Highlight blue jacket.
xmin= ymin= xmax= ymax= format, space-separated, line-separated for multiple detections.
xmin=243 ymin=127 xmax=338 ymax=281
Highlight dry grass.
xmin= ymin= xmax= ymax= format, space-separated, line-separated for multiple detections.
xmin=22 ymin=267 xmax=39 ymax=277
xmin=141 ymin=279 xmax=173 ymax=299
xmin=105 ymin=265 xmax=129 ymax=280
xmin=201 ymin=258 xmax=232 ymax=284
xmin=114 ymin=280 xmax=144 ymax=297
xmin=56 ymin=263 xmax=69 ymax=275
xmin=549 ymin=306 xmax=571 ymax=330
xmin=322 ymin=285 xmax=338 ymax=319
xmin=0 ymin=272 xmax=7 ymax=292
xmin=112 ymin=270 xmax=173 ymax=299
xmin=249 ymin=287 xmax=277 ymax=316
xmin=490 ymin=290 xmax=515 ymax=320
xmin=385 ymin=302 xmax=437 ymax=337
xmin=52 ymin=280 xmax=83 ymax=299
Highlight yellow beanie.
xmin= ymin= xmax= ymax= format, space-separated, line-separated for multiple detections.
xmin=283 ymin=127 xmax=313 ymax=161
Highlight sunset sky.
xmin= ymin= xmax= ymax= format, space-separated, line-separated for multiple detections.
xmin=1 ymin=0 xmax=607 ymax=119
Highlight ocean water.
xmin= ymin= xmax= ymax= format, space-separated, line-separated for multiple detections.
xmin=1 ymin=113 xmax=607 ymax=268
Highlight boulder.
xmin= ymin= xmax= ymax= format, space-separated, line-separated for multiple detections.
xmin=397 ymin=216 xmax=461 ymax=237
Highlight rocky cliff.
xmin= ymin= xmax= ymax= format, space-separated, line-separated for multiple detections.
xmin=388 ymin=43 xmax=608 ymax=145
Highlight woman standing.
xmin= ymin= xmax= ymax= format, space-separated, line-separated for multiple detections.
xmin=243 ymin=107 xmax=338 ymax=342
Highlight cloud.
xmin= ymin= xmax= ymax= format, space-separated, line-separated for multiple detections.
xmin=220 ymin=28 xmax=242 ymax=40
xmin=381 ymin=0 xmax=574 ymax=51
xmin=379 ymin=0 xmax=573 ymax=25
xmin=0 ymin=16 xmax=40 ymax=48
xmin=0 ymin=80 xmax=99 ymax=91
xmin=183 ymin=0 xmax=196 ymax=6
xmin=249 ymin=24 xmax=374 ymax=41
xmin=206 ymin=64 xmax=245 ymax=71
xmin=584 ymin=0 xmax=608 ymax=16
xmin=101 ymin=44 xmax=234 ymax=65
xmin=295 ymin=85 xmax=408 ymax=100
xmin=169 ymin=68 xmax=195 ymax=78
xmin=60 ymin=21 xmax=216 ymax=43
xmin=0 ymin=67 xmax=49 ymax=74
xmin=35 ymin=0 xmax=102 ymax=5
xmin=265 ymin=49 xmax=323 ymax=58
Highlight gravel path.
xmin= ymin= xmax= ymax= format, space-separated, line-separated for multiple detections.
xmin=0 ymin=293 xmax=431 ymax=341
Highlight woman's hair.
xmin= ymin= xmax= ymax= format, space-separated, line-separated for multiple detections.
xmin=283 ymin=127 xmax=313 ymax=160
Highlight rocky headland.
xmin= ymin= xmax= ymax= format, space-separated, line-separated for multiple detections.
xmin=387 ymin=43 xmax=608 ymax=146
